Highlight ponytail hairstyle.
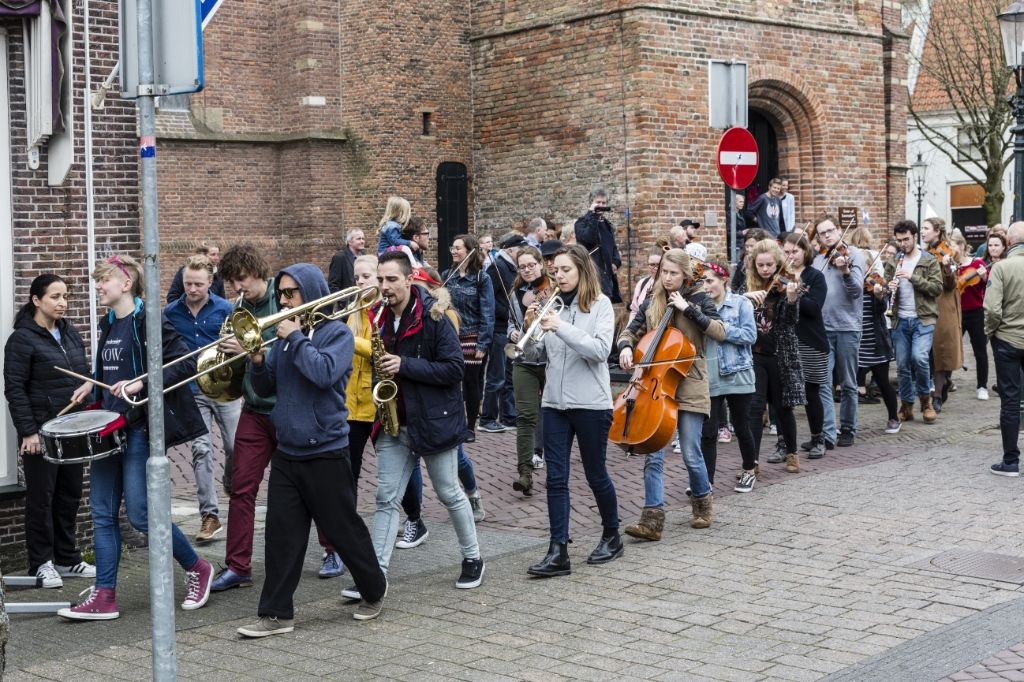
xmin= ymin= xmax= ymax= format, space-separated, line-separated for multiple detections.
xmin=13 ymin=274 xmax=66 ymax=328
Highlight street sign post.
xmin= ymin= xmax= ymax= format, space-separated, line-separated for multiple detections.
xmin=120 ymin=0 xmax=203 ymax=98
xmin=708 ymin=60 xmax=748 ymax=129
xmin=717 ymin=127 xmax=759 ymax=264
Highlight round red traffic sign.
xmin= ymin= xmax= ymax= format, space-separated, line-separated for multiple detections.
xmin=716 ymin=127 xmax=759 ymax=190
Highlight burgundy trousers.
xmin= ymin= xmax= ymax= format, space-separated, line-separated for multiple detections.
xmin=225 ymin=409 xmax=276 ymax=577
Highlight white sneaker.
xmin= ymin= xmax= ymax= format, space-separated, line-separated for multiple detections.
xmin=532 ymin=453 xmax=544 ymax=469
xmin=55 ymin=561 xmax=96 ymax=579
xmin=769 ymin=424 xmax=777 ymax=435
xmin=978 ymin=387 xmax=990 ymax=401
xmin=36 ymin=561 xmax=63 ymax=589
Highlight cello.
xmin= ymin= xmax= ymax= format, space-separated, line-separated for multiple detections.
xmin=609 ymin=270 xmax=701 ymax=456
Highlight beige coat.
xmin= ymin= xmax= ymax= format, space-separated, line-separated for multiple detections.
xmin=932 ymin=258 xmax=964 ymax=372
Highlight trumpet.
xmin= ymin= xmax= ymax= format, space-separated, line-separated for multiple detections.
xmin=117 ymin=285 xmax=382 ymax=407
xmin=504 ymin=295 xmax=565 ymax=359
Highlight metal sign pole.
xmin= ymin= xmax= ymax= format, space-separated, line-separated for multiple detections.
xmin=135 ymin=0 xmax=177 ymax=677
xmin=729 ymin=187 xmax=738 ymax=266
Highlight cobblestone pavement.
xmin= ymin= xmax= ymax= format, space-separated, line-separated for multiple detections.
xmin=8 ymin=366 xmax=1024 ymax=681
xmin=942 ymin=644 xmax=1024 ymax=681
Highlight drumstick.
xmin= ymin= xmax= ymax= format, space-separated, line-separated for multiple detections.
xmin=55 ymin=400 xmax=80 ymax=417
xmin=53 ymin=366 xmax=115 ymax=391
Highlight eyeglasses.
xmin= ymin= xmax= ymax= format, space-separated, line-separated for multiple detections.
xmin=280 ymin=287 xmax=298 ymax=299
xmin=817 ymin=227 xmax=839 ymax=238
xmin=895 ymin=236 xmax=915 ymax=244
xmin=418 ymin=232 xmax=430 ymax=236
xmin=518 ymin=263 xmax=540 ymax=272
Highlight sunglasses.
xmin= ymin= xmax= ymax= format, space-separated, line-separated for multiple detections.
xmin=280 ymin=287 xmax=299 ymax=299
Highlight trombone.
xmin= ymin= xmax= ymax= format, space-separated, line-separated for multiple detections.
xmin=504 ymin=295 xmax=565 ymax=359
xmin=103 ymin=285 xmax=381 ymax=408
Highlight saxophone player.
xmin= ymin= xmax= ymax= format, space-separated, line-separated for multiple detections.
xmin=237 ymin=264 xmax=388 ymax=635
xmin=339 ymin=251 xmax=485 ymax=600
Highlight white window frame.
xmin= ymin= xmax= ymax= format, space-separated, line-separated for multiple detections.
xmin=0 ymin=27 xmax=21 ymax=487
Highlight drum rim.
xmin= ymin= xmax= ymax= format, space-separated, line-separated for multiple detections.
xmin=39 ymin=410 xmax=122 ymax=438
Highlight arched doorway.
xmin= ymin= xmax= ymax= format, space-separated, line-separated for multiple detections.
xmin=746 ymin=110 xmax=779 ymax=200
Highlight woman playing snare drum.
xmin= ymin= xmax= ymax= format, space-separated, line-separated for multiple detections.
xmin=3 ymin=275 xmax=96 ymax=589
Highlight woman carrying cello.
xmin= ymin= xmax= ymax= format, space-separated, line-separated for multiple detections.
xmin=618 ymin=248 xmax=726 ymax=536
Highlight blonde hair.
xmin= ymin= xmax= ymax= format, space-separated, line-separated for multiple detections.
xmin=379 ymin=196 xmax=411 ymax=229
xmin=348 ymin=255 xmax=379 ymax=337
xmin=849 ymin=227 xmax=872 ymax=249
xmin=560 ymin=225 xmax=575 ymax=242
xmin=646 ymin=248 xmax=696 ymax=325
xmin=183 ymin=254 xmax=213 ymax=279
xmin=746 ymin=240 xmax=790 ymax=293
xmin=92 ymin=254 xmax=144 ymax=297
xmin=553 ymin=243 xmax=602 ymax=313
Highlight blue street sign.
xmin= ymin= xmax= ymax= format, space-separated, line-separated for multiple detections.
xmin=200 ymin=0 xmax=226 ymax=29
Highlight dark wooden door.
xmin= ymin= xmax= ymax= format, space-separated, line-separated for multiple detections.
xmin=436 ymin=162 xmax=468 ymax=273
xmin=746 ymin=110 xmax=779 ymax=200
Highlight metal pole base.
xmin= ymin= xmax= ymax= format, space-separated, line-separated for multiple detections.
xmin=3 ymin=575 xmax=76 ymax=613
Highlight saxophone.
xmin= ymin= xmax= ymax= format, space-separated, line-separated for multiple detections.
xmin=370 ymin=312 xmax=400 ymax=437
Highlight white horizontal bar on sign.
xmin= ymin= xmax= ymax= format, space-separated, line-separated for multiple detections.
xmin=719 ymin=152 xmax=757 ymax=165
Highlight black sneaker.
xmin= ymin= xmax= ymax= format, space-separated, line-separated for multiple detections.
xmin=858 ymin=393 xmax=880 ymax=404
xmin=395 ymin=518 xmax=429 ymax=549
xmin=456 ymin=558 xmax=485 ymax=589
xmin=991 ymin=462 xmax=1020 ymax=477
xmin=477 ymin=421 xmax=506 ymax=433
xmin=837 ymin=429 xmax=855 ymax=447
xmin=734 ymin=471 xmax=755 ymax=493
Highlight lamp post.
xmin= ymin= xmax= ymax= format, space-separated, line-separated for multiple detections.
xmin=999 ymin=3 xmax=1024 ymax=221
xmin=908 ymin=152 xmax=928 ymax=237
xmin=998 ymin=3 xmax=1024 ymax=424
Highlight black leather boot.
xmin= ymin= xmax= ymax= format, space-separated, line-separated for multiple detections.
xmin=587 ymin=528 xmax=624 ymax=565
xmin=527 ymin=541 xmax=571 ymax=577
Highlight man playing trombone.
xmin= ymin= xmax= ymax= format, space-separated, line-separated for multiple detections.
xmin=163 ymin=254 xmax=238 ymax=542
xmin=237 ymin=264 xmax=388 ymax=635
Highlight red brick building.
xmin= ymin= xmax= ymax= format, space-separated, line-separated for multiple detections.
xmin=159 ymin=0 xmax=908 ymax=291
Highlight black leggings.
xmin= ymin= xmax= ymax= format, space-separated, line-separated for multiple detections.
xmin=962 ymin=308 xmax=989 ymax=388
xmin=804 ymin=382 xmax=824 ymax=435
xmin=463 ymin=361 xmax=486 ymax=430
xmin=750 ymin=354 xmax=797 ymax=457
xmin=861 ymin=362 xmax=899 ymax=421
xmin=701 ymin=393 xmax=756 ymax=479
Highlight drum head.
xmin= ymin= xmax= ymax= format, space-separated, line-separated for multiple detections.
xmin=40 ymin=410 xmax=121 ymax=437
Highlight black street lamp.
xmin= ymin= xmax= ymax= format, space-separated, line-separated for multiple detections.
xmin=908 ymin=152 xmax=928 ymax=235
xmin=999 ymin=2 xmax=1024 ymax=220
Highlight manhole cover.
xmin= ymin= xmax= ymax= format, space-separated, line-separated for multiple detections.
xmin=907 ymin=550 xmax=1024 ymax=584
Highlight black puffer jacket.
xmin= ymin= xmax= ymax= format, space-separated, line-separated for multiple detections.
xmin=94 ymin=300 xmax=208 ymax=449
xmin=4 ymin=317 xmax=93 ymax=439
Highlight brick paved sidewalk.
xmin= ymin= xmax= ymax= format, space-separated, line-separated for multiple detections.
xmin=941 ymin=644 xmax=1024 ymax=681
xmin=166 ymin=367 xmax=1002 ymax=539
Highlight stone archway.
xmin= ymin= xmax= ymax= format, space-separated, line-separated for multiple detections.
xmin=747 ymin=67 xmax=826 ymax=229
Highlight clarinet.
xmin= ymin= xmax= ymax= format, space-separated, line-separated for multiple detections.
xmin=885 ymin=252 xmax=905 ymax=321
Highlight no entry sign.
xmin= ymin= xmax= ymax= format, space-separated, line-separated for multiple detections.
xmin=716 ymin=127 xmax=759 ymax=190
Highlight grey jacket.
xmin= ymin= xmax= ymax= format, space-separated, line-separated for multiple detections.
xmin=523 ymin=293 xmax=614 ymax=410
xmin=812 ymin=245 xmax=865 ymax=333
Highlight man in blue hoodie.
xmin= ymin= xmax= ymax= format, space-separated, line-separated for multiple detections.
xmin=236 ymin=264 xmax=388 ymax=637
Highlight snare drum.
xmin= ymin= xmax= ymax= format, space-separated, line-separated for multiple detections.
xmin=39 ymin=410 xmax=127 ymax=465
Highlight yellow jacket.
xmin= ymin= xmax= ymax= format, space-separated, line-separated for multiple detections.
xmin=346 ymin=310 xmax=376 ymax=422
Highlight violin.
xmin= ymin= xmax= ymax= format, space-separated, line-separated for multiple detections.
xmin=927 ymin=240 xmax=957 ymax=262
xmin=769 ymin=274 xmax=809 ymax=295
xmin=957 ymin=266 xmax=983 ymax=293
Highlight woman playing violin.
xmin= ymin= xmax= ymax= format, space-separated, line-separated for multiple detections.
xmin=782 ymin=233 xmax=830 ymax=459
xmin=744 ymin=240 xmax=806 ymax=475
xmin=950 ymin=232 xmax=990 ymax=400
xmin=618 ymin=248 xmax=726 ymax=535
xmin=921 ymin=218 xmax=963 ymax=412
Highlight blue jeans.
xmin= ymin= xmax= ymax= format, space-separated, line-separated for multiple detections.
xmin=827 ymin=330 xmax=862 ymax=434
xmin=642 ymin=410 xmax=711 ymax=506
xmin=991 ymin=337 xmax=1024 ymax=465
xmin=543 ymin=408 xmax=618 ymax=544
xmin=481 ymin=331 xmax=516 ymax=425
xmin=373 ymin=427 xmax=479 ymax=574
xmin=409 ymin=444 xmax=478 ymax=500
xmin=90 ymin=429 xmax=198 ymax=589
xmin=892 ymin=317 xmax=935 ymax=402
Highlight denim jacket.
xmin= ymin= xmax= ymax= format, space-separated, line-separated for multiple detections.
xmin=716 ymin=292 xmax=756 ymax=375
xmin=442 ymin=269 xmax=495 ymax=351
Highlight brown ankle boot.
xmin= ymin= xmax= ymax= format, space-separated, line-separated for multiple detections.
xmin=624 ymin=506 xmax=666 ymax=541
xmin=785 ymin=452 xmax=800 ymax=473
xmin=898 ymin=400 xmax=915 ymax=422
xmin=921 ymin=395 xmax=937 ymax=423
xmin=512 ymin=464 xmax=533 ymax=496
xmin=690 ymin=494 xmax=712 ymax=529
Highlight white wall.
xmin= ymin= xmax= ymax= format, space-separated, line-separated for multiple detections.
xmin=906 ymin=111 xmax=1013 ymax=229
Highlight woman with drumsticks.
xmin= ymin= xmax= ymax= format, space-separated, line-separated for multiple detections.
xmin=3 ymin=274 xmax=96 ymax=589
xmin=618 ymin=248 xmax=727 ymax=537
xmin=58 ymin=255 xmax=214 ymax=620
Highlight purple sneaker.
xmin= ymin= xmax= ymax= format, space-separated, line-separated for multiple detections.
xmin=182 ymin=558 xmax=213 ymax=610
xmin=58 ymin=586 xmax=119 ymax=620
